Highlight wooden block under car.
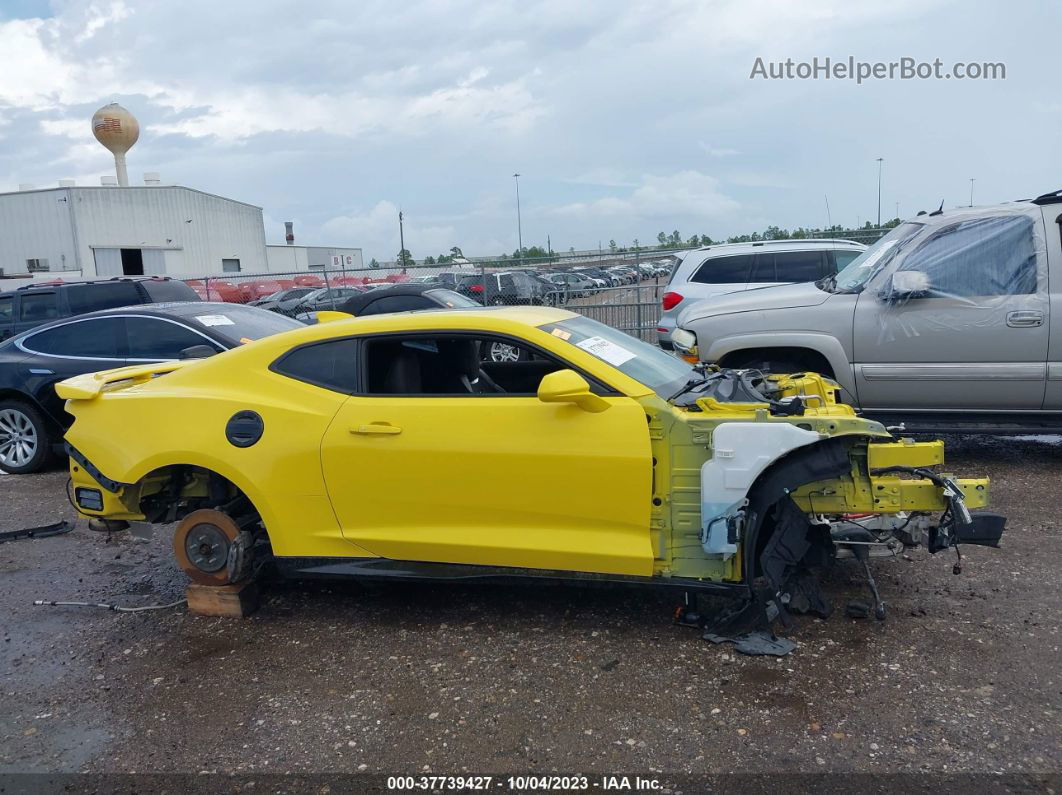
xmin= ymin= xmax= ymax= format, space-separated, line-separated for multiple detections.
xmin=185 ymin=581 xmax=259 ymax=617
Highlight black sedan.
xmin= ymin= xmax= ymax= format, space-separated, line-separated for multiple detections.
xmin=0 ymin=302 xmax=303 ymax=474
xmin=297 ymin=283 xmax=480 ymax=325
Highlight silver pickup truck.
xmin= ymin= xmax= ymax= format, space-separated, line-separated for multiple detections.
xmin=670 ymin=190 xmax=1062 ymax=432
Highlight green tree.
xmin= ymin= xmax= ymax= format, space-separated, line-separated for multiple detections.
xmin=369 ymin=257 xmax=380 ymax=268
xmin=608 ymin=239 xmax=617 ymax=253
xmin=668 ymin=230 xmax=682 ymax=247
xmin=632 ymin=238 xmax=640 ymax=250
xmin=686 ymin=234 xmax=700 ymax=247
xmin=436 ymin=253 xmax=453 ymax=264
xmin=656 ymin=232 xmax=667 ymax=247
xmin=396 ymin=249 xmax=414 ymax=268
xmin=423 ymin=255 xmax=436 ymax=265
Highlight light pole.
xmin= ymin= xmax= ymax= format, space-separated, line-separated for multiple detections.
xmin=969 ymin=178 xmax=975 ymax=207
xmin=876 ymin=157 xmax=884 ymax=227
xmin=398 ymin=210 xmax=406 ymax=271
xmin=513 ymin=173 xmax=523 ymax=261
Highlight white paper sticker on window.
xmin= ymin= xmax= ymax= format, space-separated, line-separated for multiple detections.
xmin=576 ymin=335 xmax=636 ymax=367
xmin=195 ymin=314 xmax=235 ymax=327
xmin=855 ymin=239 xmax=898 ymax=271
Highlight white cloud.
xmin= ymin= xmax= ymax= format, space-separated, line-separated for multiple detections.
xmin=320 ymin=201 xmax=460 ymax=259
xmin=553 ymin=171 xmax=739 ymax=220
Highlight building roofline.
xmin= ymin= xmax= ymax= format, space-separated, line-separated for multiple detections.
xmin=0 ymin=184 xmax=263 ymax=211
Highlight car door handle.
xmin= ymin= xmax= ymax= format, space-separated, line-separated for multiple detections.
xmin=351 ymin=423 xmax=402 ymax=436
xmin=1006 ymin=310 xmax=1044 ymax=328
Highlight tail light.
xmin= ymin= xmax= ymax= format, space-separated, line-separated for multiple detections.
xmin=661 ymin=292 xmax=683 ymax=311
xmin=469 ymin=285 xmax=484 ymax=294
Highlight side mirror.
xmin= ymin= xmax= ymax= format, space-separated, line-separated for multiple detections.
xmin=537 ymin=369 xmax=610 ymax=413
xmin=880 ymin=270 xmax=931 ymax=301
xmin=179 ymin=344 xmax=219 ymax=360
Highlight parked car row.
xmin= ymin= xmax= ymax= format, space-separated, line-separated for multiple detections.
xmin=407 ymin=260 xmax=674 ymax=308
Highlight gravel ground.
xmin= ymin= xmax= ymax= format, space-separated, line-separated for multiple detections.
xmin=0 ymin=436 xmax=1059 ymax=780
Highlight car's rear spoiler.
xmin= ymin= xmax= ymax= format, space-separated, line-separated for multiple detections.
xmin=55 ymin=361 xmax=191 ymax=401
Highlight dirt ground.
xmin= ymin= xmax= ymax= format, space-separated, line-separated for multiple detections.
xmin=1 ymin=436 xmax=1060 ymax=783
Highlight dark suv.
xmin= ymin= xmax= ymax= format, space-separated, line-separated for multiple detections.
xmin=456 ymin=271 xmax=540 ymax=305
xmin=0 ymin=277 xmax=199 ymax=341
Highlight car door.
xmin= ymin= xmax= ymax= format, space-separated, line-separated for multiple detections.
xmin=15 ymin=317 xmax=127 ymax=424
xmin=320 ymin=331 xmax=654 ymax=576
xmin=853 ymin=213 xmax=1048 ymax=410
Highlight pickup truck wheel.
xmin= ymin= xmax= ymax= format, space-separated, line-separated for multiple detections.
xmin=0 ymin=401 xmax=53 ymax=475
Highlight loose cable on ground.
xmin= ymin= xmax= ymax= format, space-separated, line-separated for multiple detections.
xmin=33 ymin=598 xmax=187 ymax=613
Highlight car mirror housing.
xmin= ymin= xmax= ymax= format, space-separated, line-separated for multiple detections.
xmin=537 ymin=369 xmax=610 ymax=413
xmin=880 ymin=270 xmax=931 ymax=301
xmin=179 ymin=344 xmax=219 ymax=360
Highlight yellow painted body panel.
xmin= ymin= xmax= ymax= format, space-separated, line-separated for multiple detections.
xmin=61 ymin=307 xmax=993 ymax=584
xmin=322 ymin=395 xmax=652 ymax=575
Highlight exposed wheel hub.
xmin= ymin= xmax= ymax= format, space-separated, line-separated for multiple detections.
xmin=184 ymin=523 xmax=230 ymax=573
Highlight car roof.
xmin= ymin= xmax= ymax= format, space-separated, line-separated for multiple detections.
xmin=692 ymin=238 xmax=865 ymax=258
xmin=2 ymin=275 xmax=181 ymax=296
xmin=337 ymin=282 xmax=452 ymax=313
xmin=0 ymin=302 xmax=244 ymax=347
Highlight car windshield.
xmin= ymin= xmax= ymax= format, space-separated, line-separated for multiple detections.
xmin=537 ymin=316 xmax=693 ymax=398
xmin=831 ymin=223 xmax=925 ymax=292
xmin=423 ymin=288 xmax=480 ymax=308
xmin=184 ymin=304 xmax=304 ymax=344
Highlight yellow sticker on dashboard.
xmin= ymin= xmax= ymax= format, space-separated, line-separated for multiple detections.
xmin=551 ymin=328 xmax=572 ymax=340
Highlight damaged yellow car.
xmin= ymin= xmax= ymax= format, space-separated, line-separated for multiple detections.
xmin=58 ymin=307 xmax=1004 ymax=646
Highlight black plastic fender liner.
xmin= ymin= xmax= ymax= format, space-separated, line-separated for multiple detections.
xmin=0 ymin=520 xmax=73 ymax=544
xmin=740 ymin=437 xmax=855 ymax=595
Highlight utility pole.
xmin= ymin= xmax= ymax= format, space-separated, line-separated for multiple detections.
xmin=969 ymin=178 xmax=976 ymax=207
xmin=876 ymin=157 xmax=884 ymax=227
xmin=895 ymin=201 xmax=899 ymax=220
xmin=398 ymin=209 xmax=406 ymax=271
xmin=513 ymin=173 xmax=523 ymax=262
xmin=547 ymin=234 xmax=551 ymax=265
xmin=824 ymin=194 xmax=832 ymax=230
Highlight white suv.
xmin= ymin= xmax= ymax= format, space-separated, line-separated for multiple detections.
xmin=656 ymin=239 xmax=865 ymax=349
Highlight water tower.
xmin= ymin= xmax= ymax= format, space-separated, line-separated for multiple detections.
xmin=91 ymin=103 xmax=139 ymax=187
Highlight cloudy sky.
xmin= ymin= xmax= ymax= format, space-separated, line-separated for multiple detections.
xmin=0 ymin=0 xmax=1056 ymax=260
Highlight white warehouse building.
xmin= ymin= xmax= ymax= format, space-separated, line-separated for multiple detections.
xmin=0 ymin=183 xmax=364 ymax=286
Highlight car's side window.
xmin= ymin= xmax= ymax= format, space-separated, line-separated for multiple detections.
xmin=831 ymin=250 xmax=862 ymax=272
xmin=691 ymin=254 xmax=752 ymax=285
xmin=896 ymin=215 xmax=1038 ymax=297
xmin=772 ymin=250 xmax=826 ymax=283
xmin=272 ymin=338 xmax=359 ymax=393
xmin=360 ymin=295 xmax=437 ymax=315
xmin=66 ymin=282 xmax=142 ymax=314
xmin=125 ymin=317 xmax=222 ymax=360
xmin=18 ymin=292 xmax=59 ymax=322
xmin=22 ymin=317 xmax=123 ymax=359
xmin=748 ymin=254 xmax=776 ymax=283
xmin=0 ymin=295 xmax=12 ymax=322
xmin=362 ymin=333 xmax=596 ymax=397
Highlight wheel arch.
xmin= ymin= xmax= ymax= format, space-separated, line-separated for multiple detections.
xmin=704 ymin=333 xmax=856 ymax=402
xmin=127 ymin=455 xmax=274 ymax=531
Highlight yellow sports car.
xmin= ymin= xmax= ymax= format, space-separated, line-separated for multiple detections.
xmin=58 ymin=306 xmax=1003 ymax=641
